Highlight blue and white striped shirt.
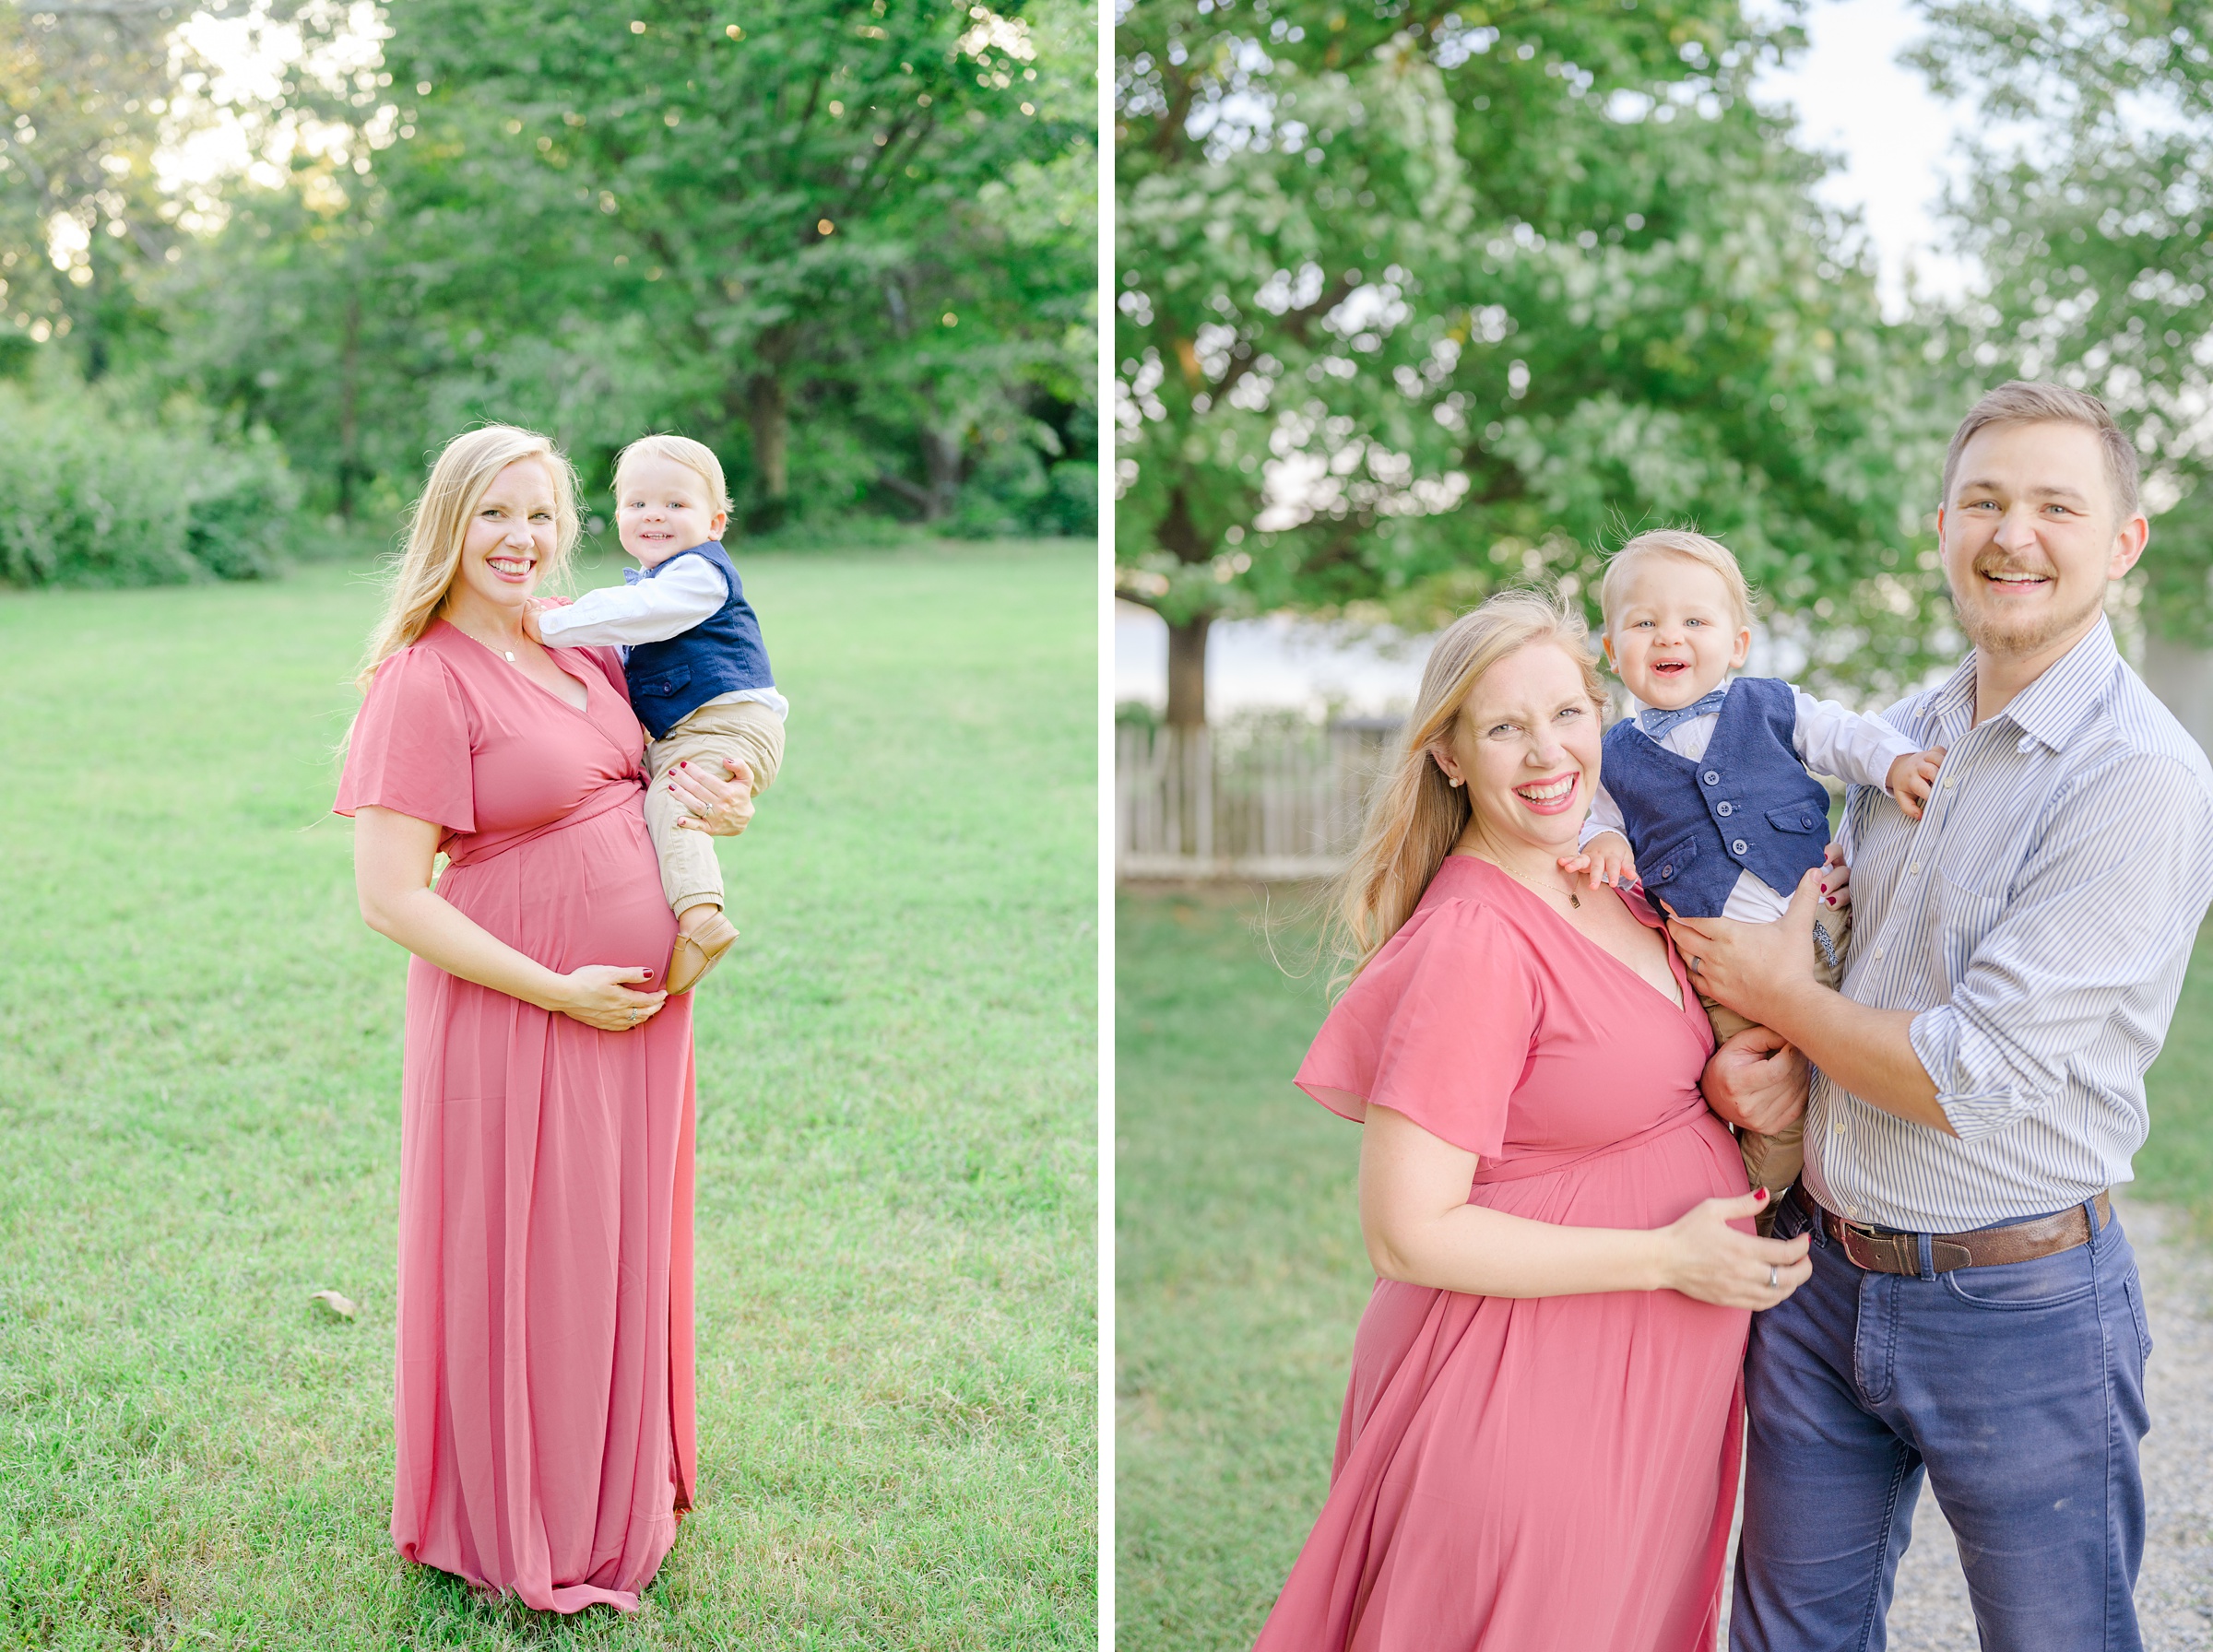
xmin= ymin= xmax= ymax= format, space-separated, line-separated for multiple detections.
xmin=1804 ymin=618 xmax=2213 ymax=1232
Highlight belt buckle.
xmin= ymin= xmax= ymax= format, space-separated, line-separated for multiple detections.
xmin=1839 ymin=1219 xmax=1908 ymax=1275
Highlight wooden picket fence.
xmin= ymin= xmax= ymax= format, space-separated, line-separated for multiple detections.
xmin=1115 ymin=718 xmax=1402 ymax=880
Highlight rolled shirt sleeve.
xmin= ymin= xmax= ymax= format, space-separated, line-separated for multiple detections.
xmin=1908 ymin=752 xmax=2213 ymax=1139
xmin=534 ymin=557 xmax=726 ymax=648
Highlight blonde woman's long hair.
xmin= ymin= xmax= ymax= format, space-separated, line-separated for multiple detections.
xmin=356 ymin=425 xmax=583 ymax=690
xmin=1321 ymin=589 xmax=1606 ymax=990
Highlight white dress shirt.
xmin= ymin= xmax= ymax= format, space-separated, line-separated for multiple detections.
xmin=535 ymin=557 xmax=789 ymax=721
xmin=1581 ymin=680 xmax=1923 ymax=923
xmin=1807 ymin=620 xmax=2213 ymax=1231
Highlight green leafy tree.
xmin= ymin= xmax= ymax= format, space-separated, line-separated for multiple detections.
xmin=0 ymin=0 xmax=198 ymax=377
xmin=371 ymin=0 xmax=1095 ymax=527
xmin=161 ymin=0 xmax=1094 ymax=533
xmin=1914 ymin=0 xmax=2213 ymax=643
xmin=1116 ymin=0 xmax=1946 ymax=725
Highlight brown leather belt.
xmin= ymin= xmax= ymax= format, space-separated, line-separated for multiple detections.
xmin=1801 ymin=1188 xmax=2110 ymax=1275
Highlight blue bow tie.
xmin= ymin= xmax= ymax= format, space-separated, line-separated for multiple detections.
xmin=1639 ymin=686 xmax=1730 ymax=742
xmin=621 ymin=566 xmax=643 ymax=586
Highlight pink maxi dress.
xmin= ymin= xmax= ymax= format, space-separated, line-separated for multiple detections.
xmin=336 ymin=620 xmax=696 ymax=1613
xmin=1255 ymin=855 xmax=1750 ymax=1652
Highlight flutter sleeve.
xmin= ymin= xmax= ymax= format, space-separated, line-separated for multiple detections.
xmin=1295 ymin=900 xmax=1540 ymax=1160
xmin=333 ymin=645 xmax=477 ymax=836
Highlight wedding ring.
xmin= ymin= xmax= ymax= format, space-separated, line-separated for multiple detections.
xmin=1690 ymin=956 xmax=1702 ymax=973
xmin=1768 ymin=1265 xmax=1780 ymax=1289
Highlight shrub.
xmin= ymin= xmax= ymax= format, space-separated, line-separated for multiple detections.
xmin=0 ymin=383 xmax=300 ymax=588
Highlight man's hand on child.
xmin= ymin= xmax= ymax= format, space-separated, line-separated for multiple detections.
xmin=1887 ymin=746 xmax=1947 ymax=820
xmin=1559 ymin=831 xmax=1639 ymax=891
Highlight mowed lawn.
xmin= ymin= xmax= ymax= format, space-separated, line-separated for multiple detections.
xmin=1114 ymin=885 xmax=2213 ymax=1652
xmin=0 ymin=541 xmax=1095 ymax=1650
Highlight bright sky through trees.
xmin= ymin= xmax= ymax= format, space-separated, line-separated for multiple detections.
xmin=1753 ymin=0 xmax=1977 ymax=319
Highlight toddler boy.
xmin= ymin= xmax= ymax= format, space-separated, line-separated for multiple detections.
xmin=1566 ymin=529 xmax=1945 ymax=1205
xmin=531 ymin=434 xmax=787 ymax=994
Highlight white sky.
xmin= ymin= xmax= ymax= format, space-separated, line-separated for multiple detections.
xmin=1751 ymin=0 xmax=1979 ymax=320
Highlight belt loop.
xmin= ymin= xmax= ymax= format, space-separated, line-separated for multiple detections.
xmin=1916 ymin=1231 xmax=1935 ymax=1282
xmin=2086 ymin=1195 xmax=2104 ymax=1240
xmin=1801 ymin=1187 xmax=1827 ymax=1247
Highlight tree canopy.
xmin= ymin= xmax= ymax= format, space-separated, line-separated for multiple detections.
xmin=1916 ymin=0 xmax=2213 ymax=643
xmin=0 ymin=0 xmax=1096 ymax=558
xmin=1116 ymin=0 xmax=1955 ymax=723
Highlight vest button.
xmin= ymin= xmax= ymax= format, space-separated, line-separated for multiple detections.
xmin=1661 ymin=864 xmax=1674 ymax=878
xmin=1702 ymin=770 xmax=1720 ymax=785
xmin=1731 ymin=838 xmax=1748 ymax=855
xmin=1716 ymin=801 xmax=1734 ymax=817
xmin=1802 ymin=813 xmax=1816 ymax=828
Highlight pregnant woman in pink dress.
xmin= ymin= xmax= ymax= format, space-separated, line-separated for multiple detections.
xmin=1253 ymin=592 xmax=1818 ymax=1651
xmin=336 ymin=426 xmax=751 ymax=1612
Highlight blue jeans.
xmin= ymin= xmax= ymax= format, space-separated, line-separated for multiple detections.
xmin=1732 ymin=1190 xmax=2152 ymax=1652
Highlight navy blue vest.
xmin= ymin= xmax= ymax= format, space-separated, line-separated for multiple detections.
xmin=1598 ymin=677 xmax=1832 ymax=919
xmin=621 ymin=541 xmax=777 ymax=740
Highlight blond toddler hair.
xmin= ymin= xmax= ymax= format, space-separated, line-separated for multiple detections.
xmin=1598 ymin=528 xmax=1754 ymax=636
xmin=612 ymin=433 xmax=734 ymax=517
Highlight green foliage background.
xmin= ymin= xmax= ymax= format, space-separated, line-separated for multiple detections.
xmin=0 ymin=0 xmax=1095 ymax=575
xmin=1113 ymin=0 xmax=2213 ymax=716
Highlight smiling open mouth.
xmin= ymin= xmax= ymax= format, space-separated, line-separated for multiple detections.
xmin=488 ymin=556 xmax=534 ymax=577
xmin=1513 ymin=773 xmax=1579 ymax=813
xmin=1979 ymin=567 xmax=2050 ymax=590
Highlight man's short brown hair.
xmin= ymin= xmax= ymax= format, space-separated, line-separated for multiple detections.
xmin=1942 ymin=381 xmax=2142 ymax=524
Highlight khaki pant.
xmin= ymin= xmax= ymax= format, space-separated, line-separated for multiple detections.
xmin=1703 ymin=903 xmax=1851 ymax=1230
xmin=644 ymin=698 xmax=787 ymax=916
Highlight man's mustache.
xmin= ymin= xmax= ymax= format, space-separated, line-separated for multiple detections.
xmin=1970 ymin=557 xmax=2056 ymax=581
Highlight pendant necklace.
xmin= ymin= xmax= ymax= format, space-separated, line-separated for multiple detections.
xmin=1499 ymin=860 xmax=1579 ymax=910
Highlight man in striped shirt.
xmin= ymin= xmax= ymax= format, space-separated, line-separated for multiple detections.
xmin=1675 ymin=381 xmax=2213 ymax=1651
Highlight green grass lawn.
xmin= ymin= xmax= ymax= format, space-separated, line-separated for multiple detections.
xmin=0 ymin=541 xmax=1095 ymax=1650
xmin=1113 ymin=885 xmax=2213 ymax=1652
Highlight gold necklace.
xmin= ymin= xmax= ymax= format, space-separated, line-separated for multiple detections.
xmin=1491 ymin=859 xmax=1581 ymax=911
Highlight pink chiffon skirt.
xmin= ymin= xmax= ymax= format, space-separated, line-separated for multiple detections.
xmin=390 ymin=801 xmax=695 ymax=1613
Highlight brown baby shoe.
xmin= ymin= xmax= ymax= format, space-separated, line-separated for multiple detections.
xmin=667 ymin=911 xmax=740 ymax=995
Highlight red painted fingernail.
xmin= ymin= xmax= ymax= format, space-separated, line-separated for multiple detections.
xmin=1755 ymin=1187 xmax=1769 ymax=1201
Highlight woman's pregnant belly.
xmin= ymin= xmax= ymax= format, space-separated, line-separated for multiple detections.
xmin=1473 ymin=1106 xmax=1751 ymax=1233
xmin=436 ymin=801 xmax=679 ymax=980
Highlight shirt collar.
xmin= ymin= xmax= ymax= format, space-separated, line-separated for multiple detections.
xmin=1922 ymin=616 xmax=2121 ymax=753
xmin=1987 ymin=617 xmax=2122 ymax=752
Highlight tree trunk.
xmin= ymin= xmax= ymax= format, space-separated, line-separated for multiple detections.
xmin=919 ymin=425 xmax=963 ymax=519
xmin=337 ymin=290 xmax=361 ymax=522
xmin=1166 ymin=612 xmax=1212 ymax=729
xmin=743 ymin=372 xmax=788 ymax=533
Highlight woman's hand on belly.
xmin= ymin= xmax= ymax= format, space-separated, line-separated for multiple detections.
xmin=356 ymin=805 xmax=669 ymax=1029
xmin=1359 ymin=1105 xmax=1811 ymax=1307
xmin=1656 ymin=1189 xmax=1812 ymax=1309
xmin=550 ymin=964 xmax=669 ymax=1032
